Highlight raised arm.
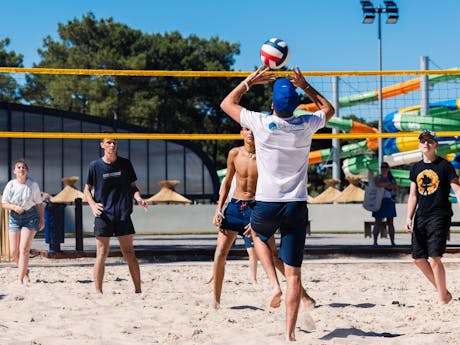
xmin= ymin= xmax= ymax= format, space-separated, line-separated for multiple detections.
xmin=290 ymin=67 xmax=335 ymax=122
xmin=220 ymin=66 xmax=275 ymax=123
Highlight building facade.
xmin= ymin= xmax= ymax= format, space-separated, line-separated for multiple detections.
xmin=0 ymin=102 xmax=219 ymax=202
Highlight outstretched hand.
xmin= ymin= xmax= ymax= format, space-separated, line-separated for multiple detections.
xmin=288 ymin=67 xmax=309 ymax=90
xmin=244 ymin=66 xmax=276 ymax=87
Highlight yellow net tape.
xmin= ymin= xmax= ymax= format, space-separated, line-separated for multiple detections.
xmin=1 ymin=131 xmax=459 ymax=140
xmin=1 ymin=67 xmax=460 ymax=77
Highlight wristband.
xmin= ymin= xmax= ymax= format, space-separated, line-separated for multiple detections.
xmin=243 ymin=81 xmax=250 ymax=92
xmin=303 ymin=85 xmax=311 ymax=92
xmin=216 ymin=210 xmax=225 ymax=218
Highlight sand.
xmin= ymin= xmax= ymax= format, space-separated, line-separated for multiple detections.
xmin=1 ymin=254 xmax=460 ymax=344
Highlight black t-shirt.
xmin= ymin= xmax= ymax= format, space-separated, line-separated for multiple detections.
xmin=409 ymin=157 xmax=458 ymax=217
xmin=86 ymin=156 xmax=137 ymax=221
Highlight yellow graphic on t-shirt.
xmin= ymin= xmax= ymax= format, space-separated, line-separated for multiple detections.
xmin=416 ymin=169 xmax=439 ymax=196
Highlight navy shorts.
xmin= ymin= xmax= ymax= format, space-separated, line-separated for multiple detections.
xmin=411 ymin=214 xmax=450 ymax=259
xmin=221 ymin=199 xmax=254 ymax=249
xmin=94 ymin=213 xmax=135 ymax=237
xmin=251 ymin=201 xmax=307 ymax=267
xmin=9 ymin=208 xmax=40 ymax=232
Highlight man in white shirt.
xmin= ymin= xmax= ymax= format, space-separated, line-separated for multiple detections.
xmin=220 ymin=66 xmax=334 ymax=342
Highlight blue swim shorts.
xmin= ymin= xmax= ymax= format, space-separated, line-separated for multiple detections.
xmin=251 ymin=201 xmax=308 ymax=267
xmin=221 ymin=198 xmax=254 ymax=249
xmin=9 ymin=207 xmax=40 ymax=232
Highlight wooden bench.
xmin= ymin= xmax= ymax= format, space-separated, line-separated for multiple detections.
xmin=365 ymin=221 xmax=460 ymax=240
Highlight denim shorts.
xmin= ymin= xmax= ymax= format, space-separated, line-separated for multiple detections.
xmin=9 ymin=207 xmax=40 ymax=232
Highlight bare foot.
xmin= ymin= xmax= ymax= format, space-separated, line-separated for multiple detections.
xmin=437 ymin=291 xmax=453 ymax=305
xmin=286 ymin=334 xmax=296 ymax=342
xmin=19 ymin=269 xmax=30 ymax=285
xmin=302 ymin=293 xmax=316 ymax=310
xmin=269 ymin=288 xmax=282 ymax=308
xmin=213 ymin=301 xmax=221 ymax=310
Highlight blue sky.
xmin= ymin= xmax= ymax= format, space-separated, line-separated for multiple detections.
xmin=1 ymin=0 xmax=459 ymax=72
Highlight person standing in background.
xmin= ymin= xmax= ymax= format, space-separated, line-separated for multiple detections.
xmin=372 ymin=162 xmax=397 ymax=246
xmin=84 ymin=134 xmax=147 ymax=294
xmin=2 ymin=159 xmax=45 ymax=284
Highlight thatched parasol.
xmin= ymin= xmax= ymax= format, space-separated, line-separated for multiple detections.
xmin=146 ymin=180 xmax=192 ymax=205
xmin=50 ymin=176 xmax=86 ymax=204
xmin=309 ymin=179 xmax=342 ymax=204
xmin=335 ymin=176 xmax=365 ymax=203
xmin=0 ymin=193 xmax=10 ymax=261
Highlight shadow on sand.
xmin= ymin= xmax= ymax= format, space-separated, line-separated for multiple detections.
xmin=320 ymin=327 xmax=403 ymax=340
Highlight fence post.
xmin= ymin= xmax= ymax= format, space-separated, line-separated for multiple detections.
xmin=75 ymin=198 xmax=83 ymax=251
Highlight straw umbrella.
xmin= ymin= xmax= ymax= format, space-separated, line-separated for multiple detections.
xmin=335 ymin=175 xmax=365 ymax=203
xmin=146 ymin=180 xmax=192 ymax=205
xmin=309 ymin=179 xmax=342 ymax=204
xmin=50 ymin=176 xmax=86 ymax=204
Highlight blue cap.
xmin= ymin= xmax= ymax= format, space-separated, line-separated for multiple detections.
xmin=272 ymin=78 xmax=299 ymax=117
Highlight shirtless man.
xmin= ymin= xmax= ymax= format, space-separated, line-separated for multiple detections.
xmin=211 ymin=127 xmax=258 ymax=309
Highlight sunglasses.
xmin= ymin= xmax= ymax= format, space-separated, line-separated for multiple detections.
xmin=419 ymin=139 xmax=436 ymax=144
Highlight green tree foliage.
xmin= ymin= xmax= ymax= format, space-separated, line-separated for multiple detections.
xmin=0 ymin=38 xmax=23 ymax=102
xmin=20 ymin=13 xmax=273 ymax=168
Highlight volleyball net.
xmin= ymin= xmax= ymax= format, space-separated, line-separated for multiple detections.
xmin=2 ymin=66 xmax=460 ymax=140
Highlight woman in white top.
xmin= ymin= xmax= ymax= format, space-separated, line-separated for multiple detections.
xmin=2 ymin=159 xmax=44 ymax=284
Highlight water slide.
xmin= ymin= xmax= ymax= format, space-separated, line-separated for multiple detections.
xmin=340 ymin=99 xmax=460 ymax=186
xmin=299 ymin=69 xmax=460 ymax=167
xmin=298 ymin=69 xmax=460 ymax=186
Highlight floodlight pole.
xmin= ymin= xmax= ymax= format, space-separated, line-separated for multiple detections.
xmin=361 ymin=1 xmax=399 ymax=173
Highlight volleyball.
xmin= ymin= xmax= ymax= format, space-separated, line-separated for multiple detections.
xmin=260 ymin=38 xmax=290 ymax=69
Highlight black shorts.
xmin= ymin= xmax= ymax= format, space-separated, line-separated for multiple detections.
xmin=94 ymin=214 xmax=135 ymax=237
xmin=411 ymin=214 xmax=450 ymax=259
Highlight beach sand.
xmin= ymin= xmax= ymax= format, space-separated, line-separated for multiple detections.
xmin=1 ymin=254 xmax=460 ymax=344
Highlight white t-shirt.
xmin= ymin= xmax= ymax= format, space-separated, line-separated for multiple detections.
xmin=240 ymin=108 xmax=325 ymax=202
xmin=2 ymin=178 xmax=42 ymax=211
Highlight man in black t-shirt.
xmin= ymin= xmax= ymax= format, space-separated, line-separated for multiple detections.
xmin=405 ymin=130 xmax=460 ymax=304
xmin=84 ymin=135 xmax=147 ymax=294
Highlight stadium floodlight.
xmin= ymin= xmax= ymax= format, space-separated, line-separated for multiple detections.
xmin=360 ymin=1 xmax=399 ymax=170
